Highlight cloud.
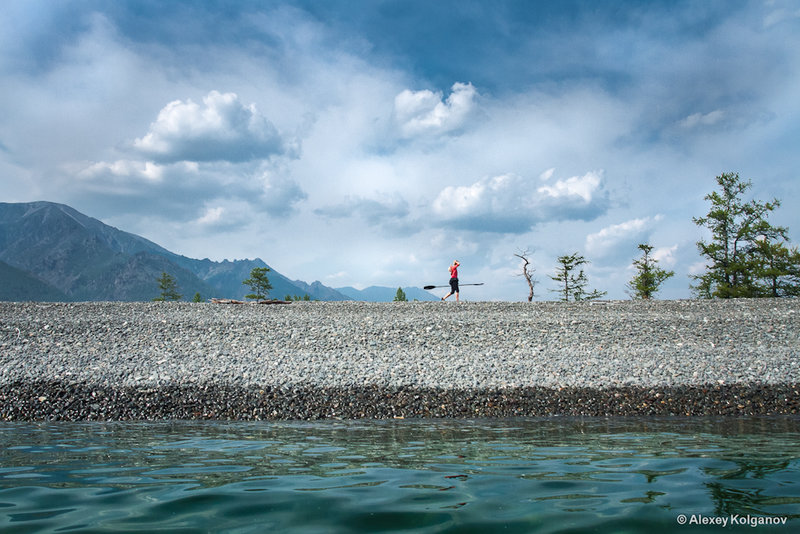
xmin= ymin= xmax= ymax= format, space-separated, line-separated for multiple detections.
xmin=71 ymin=88 xmax=308 ymax=220
xmin=432 ymin=170 xmax=607 ymax=233
xmin=678 ymin=109 xmax=726 ymax=129
xmin=78 ymin=159 xmax=167 ymax=183
xmin=763 ymin=4 xmax=800 ymax=28
xmin=539 ymin=168 xmax=555 ymax=181
xmin=688 ymin=260 xmax=708 ymax=276
xmin=585 ymin=215 xmax=663 ymax=258
xmin=315 ymin=193 xmax=410 ymax=226
xmin=257 ymin=171 xmax=308 ymax=217
xmin=133 ymin=91 xmax=292 ymax=163
xmin=393 ymin=82 xmax=478 ymax=138
xmin=196 ymin=206 xmax=225 ymax=226
xmin=73 ymin=156 xmax=306 ymax=221
xmin=189 ymin=195 xmax=291 ymax=233
xmin=652 ymin=244 xmax=679 ymax=267
xmin=537 ymin=171 xmax=602 ymax=204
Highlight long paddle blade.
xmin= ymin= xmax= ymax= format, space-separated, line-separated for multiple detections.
xmin=423 ymin=283 xmax=484 ymax=290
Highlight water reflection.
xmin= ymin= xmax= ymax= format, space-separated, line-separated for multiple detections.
xmin=1 ymin=417 xmax=799 ymax=532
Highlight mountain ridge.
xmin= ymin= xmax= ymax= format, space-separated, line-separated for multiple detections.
xmin=0 ymin=201 xmax=348 ymax=302
xmin=0 ymin=201 xmax=436 ymax=303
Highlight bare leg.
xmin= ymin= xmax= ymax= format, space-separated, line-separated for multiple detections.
xmin=442 ymin=292 xmax=452 ymax=300
xmin=455 ymin=291 xmax=459 ymax=302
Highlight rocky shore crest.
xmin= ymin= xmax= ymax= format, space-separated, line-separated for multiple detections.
xmin=2 ymin=300 xmax=798 ymax=420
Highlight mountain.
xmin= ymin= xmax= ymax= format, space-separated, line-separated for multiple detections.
xmin=0 ymin=201 xmax=348 ymax=302
xmin=292 ymin=279 xmax=349 ymax=301
xmin=336 ymin=285 xmax=439 ymax=302
xmin=0 ymin=259 xmax=68 ymax=301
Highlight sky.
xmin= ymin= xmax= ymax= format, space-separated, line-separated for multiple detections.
xmin=2 ymin=0 xmax=799 ymax=301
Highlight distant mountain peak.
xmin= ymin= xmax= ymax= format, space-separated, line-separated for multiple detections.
xmin=0 ymin=201 xmax=348 ymax=302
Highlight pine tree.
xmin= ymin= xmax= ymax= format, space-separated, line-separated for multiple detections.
xmin=192 ymin=292 xmax=203 ymax=303
xmin=242 ymin=267 xmax=272 ymax=300
xmin=153 ymin=272 xmax=182 ymax=301
xmin=394 ymin=287 xmax=407 ymax=301
xmin=692 ymin=172 xmax=797 ymax=298
xmin=549 ymin=253 xmax=606 ymax=302
xmin=751 ymin=237 xmax=800 ymax=297
xmin=627 ymin=244 xmax=674 ymax=299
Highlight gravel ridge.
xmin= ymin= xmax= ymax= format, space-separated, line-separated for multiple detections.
xmin=1 ymin=299 xmax=798 ymax=420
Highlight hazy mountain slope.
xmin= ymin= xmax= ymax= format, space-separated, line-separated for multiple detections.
xmin=0 ymin=259 xmax=69 ymax=301
xmin=291 ymin=279 xmax=350 ymax=301
xmin=0 ymin=201 xmax=344 ymax=302
xmin=187 ymin=257 xmax=333 ymax=300
xmin=0 ymin=202 xmax=215 ymax=301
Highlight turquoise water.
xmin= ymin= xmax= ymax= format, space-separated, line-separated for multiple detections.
xmin=1 ymin=418 xmax=799 ymax=533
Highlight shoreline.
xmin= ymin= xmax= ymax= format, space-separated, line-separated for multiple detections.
xmin=2 ymin=382 xmax=799 ymax=421
xmin=2 ymin=299 xmax=798 ymax=421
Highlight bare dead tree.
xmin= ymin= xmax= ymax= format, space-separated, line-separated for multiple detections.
xmin=514 ymin=249 xmax=537 ymax=302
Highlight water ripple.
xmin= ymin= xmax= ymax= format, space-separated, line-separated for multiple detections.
xmin=1 ymin=417 xmax=799 ymax=532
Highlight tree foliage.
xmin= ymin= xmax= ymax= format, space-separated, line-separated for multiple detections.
xmin=692 ymin=172 xmax=799 ymax=298
xmin=549 ymin=252 xmax=606 ymax=302
xmin=627 ymin=244 xmax=674 ymax=299
xmin=242 ymin=267 xmax=272 ymax=300
xmin=750 ymin=237 xmax=800 ymax=297
xmin=153 ymin=272 xmax=182 ymax=301
xmin=394 ymin=287 xmax=408 ymax=301
xmin=191 ymin=292 xmax=203 ymax=303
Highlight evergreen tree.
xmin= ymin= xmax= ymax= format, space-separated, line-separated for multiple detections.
xmin=394 ymin=287 xmax=407 ymax=301
xmin=242 ymin=267 xmax=272 ymax=300
xmin=627 ymin=244 xmax=674 ymax=299
xmin=192 ymin=292 xmax=203 ymax=303
xmin=153 ymin=272 xmax=182 ymax=301
xmin=751 ymin=237 xmax=800 ymax=297
xmin=692 ymin=172 xmax=797 ymax=298
xmin=549 ymin=253 xmax=606 ymax=302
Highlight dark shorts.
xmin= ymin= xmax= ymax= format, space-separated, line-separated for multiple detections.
xmin=449 ymin=277 xmax=459 ymax=292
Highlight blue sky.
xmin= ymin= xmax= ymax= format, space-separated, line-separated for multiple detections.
xmin=2 ymin=0 xmax=799 ymax=300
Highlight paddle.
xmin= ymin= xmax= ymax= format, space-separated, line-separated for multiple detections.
xmin=423 ymin=283 xmax=484 ymax=290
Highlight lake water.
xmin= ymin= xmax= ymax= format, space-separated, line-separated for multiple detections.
xmin=1 ymin=417 xmax=798 ymax=533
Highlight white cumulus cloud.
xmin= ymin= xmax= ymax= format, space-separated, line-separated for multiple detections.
xmin=133 ymin=91 xmax=290 ymax=163
xmin=196 ymin=206 xmax=225 ymax=226
xmin=586 ymin=215 xmax=663 ymax=257
xmin=537 ymin=171 xmax=602 ymax=203
xmin=394 ymin=82 xmax=478 ymax=138
xmin=432 ymin=170 xmax=607 ymax=233
xmin=652 ymin=244 xmax=679 ymax=267
xmin=78 ymin=159 xmax=166 ymax=182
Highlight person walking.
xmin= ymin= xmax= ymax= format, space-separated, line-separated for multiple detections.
xmin=442 ymin=260 xmax=460 ymax=302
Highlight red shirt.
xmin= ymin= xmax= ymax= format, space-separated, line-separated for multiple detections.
xmin=450 ymin=265 xmax=458 ymax=279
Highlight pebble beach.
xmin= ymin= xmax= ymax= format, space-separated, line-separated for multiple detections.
xmin=1 ymin=299 xmax=798 ymax=420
